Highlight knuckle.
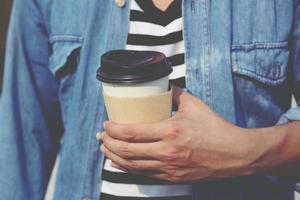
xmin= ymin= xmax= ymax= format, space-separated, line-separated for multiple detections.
xmin=164 ymin=147 xmax=180 ymax=162
xmin=122 ymin=160 xmax=132 ymax=169
xmin=118 ymin=145 xmax=131 ymax=158
xmin=177 ymin=148 xmax=192 ymax=162
xmin=123 ymin=128 xmax=136 ymax=141
xmin=163 ymin=166 xmax=176 ymax=176
xmin=166 ymin=175 xmax=180 ymax=183
xmin=166 ymin=172 xmax=185 ymax=183
xmin=126 ymin=160 xmax=137 ymax=169
xmin=167 ymin=121 xmax=182 ymax=138
xmin=163 ymin=147 xmax=192 ymax=164
xmin=173 ymin=170 xmax=187 ymax=179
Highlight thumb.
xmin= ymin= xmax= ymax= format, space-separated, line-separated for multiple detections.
xmin=172 ymin=86 xmax=196 ymax=111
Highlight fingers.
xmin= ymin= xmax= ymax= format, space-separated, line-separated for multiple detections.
xmin=110 ymin=159 xmax=187 ymax=184
xmin=108 ymin=160 xmax=170 ymax=182
xmin=110 ymin=161 xmax=172 ymax=183
xmin=104 ymin=120 xmax=172 ymax=142
xmin=101 ymin=132 xmax=164 ymax=160
xmin=101 ymin=145 xmax=164 ymax=171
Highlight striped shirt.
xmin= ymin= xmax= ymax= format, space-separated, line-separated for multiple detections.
xmin=100 ymin=0 xmax=190 ymax=199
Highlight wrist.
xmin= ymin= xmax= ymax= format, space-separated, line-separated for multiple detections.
xmin=242 ymin=125 xmax=288 ymax=176
xmin=230 ymin=127 xmax=259 ymax=176
xmin=220 ymin=125 xmax=260 ymax=177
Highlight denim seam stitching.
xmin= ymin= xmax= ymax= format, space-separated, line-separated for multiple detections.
xmin=182 ymin=0 xmax=190 ymax=89
xmin=49 ymin=35 xmax=84 ymax=44
xmin=202 ymin=0 xmax=212 ymax=106
xmin=81 ymin=1 xmax=116 ymax=199
xmin=231 ymin=42 xmax=288 ymax=51
xmin=233 ymin=67 xmax=287 ymax=85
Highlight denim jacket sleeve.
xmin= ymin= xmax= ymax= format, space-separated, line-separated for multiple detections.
xmin=0 ymin=0 xmax=63 ymax=199
xmin=277 ymin=0 xmax=300 ymax=125
xmin=276 ymin=0 xmax=300 ymax=193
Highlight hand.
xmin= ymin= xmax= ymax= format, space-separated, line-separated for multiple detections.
xmin=98 ymin=86 xmax=255 ymax=183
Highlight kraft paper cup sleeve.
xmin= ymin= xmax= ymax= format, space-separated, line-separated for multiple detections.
xmin=103 ymin=89 xmax=172 ymax=124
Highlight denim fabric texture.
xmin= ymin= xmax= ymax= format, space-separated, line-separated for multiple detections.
xmin=0 ymin=0 xmax=300 ymax=199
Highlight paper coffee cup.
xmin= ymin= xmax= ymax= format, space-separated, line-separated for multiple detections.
xmin=97 ymin=50 xmax=173 ymax=124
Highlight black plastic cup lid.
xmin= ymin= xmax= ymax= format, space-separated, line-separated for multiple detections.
xmin=97 ymin=50 xmax=173 ymax=85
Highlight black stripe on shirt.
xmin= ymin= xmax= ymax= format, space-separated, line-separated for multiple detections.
xmin=130 ymin=10 xmax=181 ymax=26
xmin=170 ymin=77 xmax=186 ymax=88
xmin=102 ymin=170 xmax=176 ymax=185
xmin=100 ymin=193 xmax=191 ymax=200
xmin=134 ymin=0 xmax=182 ymax=26
xmin=127 ymin=31 xmax=183 ymax=46
xmin=167 ymin=53 xmax=184 ymax=67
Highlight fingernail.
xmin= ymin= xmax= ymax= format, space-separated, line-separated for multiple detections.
xmin=96 ymin=132 xmax=102 ymax=140
xmin=103 ymin=121 xmax=108 ymax=129
xmin=100 ymin=144 xmax=105 ymax=153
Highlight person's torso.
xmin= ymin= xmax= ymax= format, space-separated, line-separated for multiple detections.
xmin=100 ymin=1 xmax=192 ymax=199
xmin=39 ymin=0 xmax=295 ymax=199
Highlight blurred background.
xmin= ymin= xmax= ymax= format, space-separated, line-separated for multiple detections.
xmin=0 ymin=1 xmax=13 ymax=94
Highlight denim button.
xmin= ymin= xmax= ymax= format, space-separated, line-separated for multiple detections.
xmin=115 ymin=0 xmax=126 ymax=7
xmin=82 ymin=198 xmax=91 ymax=200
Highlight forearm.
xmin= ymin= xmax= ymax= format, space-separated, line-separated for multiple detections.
xmin=245 ymin=121 xmax=300 ymax=177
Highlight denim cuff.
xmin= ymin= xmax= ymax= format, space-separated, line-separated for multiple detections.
xmin=276 ymin=106 xmax=300 ymax=125
xmin=276 ymin=106 xmax=300 ymax=193
xmin=296 ymin=183 xmax=300 ymax=193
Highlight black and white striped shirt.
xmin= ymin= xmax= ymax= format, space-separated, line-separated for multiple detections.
xmin=127 ymin=0 xmax=186 ymax=88
xmin=100 ymin=0 xmax=190 ymax=199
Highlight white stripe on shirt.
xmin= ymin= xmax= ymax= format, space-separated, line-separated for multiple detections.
xmin=126 ymin=40 xmax=185 ymax=58
xmin=129 ymin=18 xmax=183 ymax=36
xmin=101 ymin=181 xmax=192 ymax=197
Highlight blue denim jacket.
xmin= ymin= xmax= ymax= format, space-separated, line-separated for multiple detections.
xmin=1 ymin=0 xmax=300 ymax=199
